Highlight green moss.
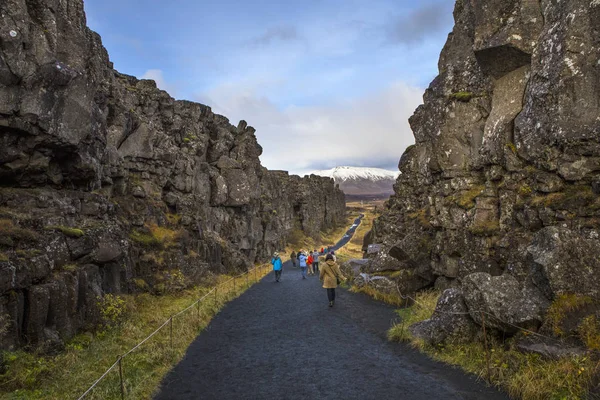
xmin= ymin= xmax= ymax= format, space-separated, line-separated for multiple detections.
xmin=129 ymin=230 xmax=161 ymax=248
xmin=15 ymin=249 xmax=41 ymax=259
xmin=506 ymin=142 xmax=518 ymax=155
xmin=407 ymin=208 xmax=432 ymax=228
xmin=0 ymin=219 xmax=39 ymax=243
xmin=449 ymin=91 xmax=474 ymax=102
xmin=0 ymin=253 xmax=8 ymax=262
xmin=62 ymin=264 xmax=78 ymax=272
xmin=46 ymin=226 xmax=85 ymax=238
xmin=578 ymin=315 xmax=600 ymax=351
xmin=133 ymin=278 xmax=150 ymax=291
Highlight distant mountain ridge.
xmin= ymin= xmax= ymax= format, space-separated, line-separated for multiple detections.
xmin=310 ymin=166 xmax=400 ymax=198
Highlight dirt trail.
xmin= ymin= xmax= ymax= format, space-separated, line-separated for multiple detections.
xmin=155 ymin=217 xmax=508 ymax=400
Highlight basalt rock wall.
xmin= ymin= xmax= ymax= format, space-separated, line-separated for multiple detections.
xmin=0 ymin=0 xmax=345 ymax=351
xmin=366 ymin=0 xmax=600 ymax=343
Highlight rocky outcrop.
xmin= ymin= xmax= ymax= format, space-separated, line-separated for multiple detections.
xmin=366 ymin=0 xmax=600 ymax=346
xmin=0 ymin=0 xmax=345 ymax=351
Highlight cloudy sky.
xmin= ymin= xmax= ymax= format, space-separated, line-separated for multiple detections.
xmin=84 ymin=0 xmax=455 ymax=175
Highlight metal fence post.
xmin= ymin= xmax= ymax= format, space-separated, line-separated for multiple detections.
xmin=118 ymin=355 xmax=125 ymax=400
xmin=214 ymin=286 xmax=218 ymax=306
xmin=254 ymin=267 xmax=257 ymax=282
xmin=197 ymin=300 xmax=200 ymax=328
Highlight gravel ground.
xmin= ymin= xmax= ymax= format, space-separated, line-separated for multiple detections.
xmin=155 ymin=217 xmax=509 ymax=400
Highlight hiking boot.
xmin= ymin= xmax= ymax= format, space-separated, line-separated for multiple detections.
xmin=329 ymin=301 xmax=333 ymax=307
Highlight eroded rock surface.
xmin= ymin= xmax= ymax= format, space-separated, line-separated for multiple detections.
xmin=0 ymin=0 xmax=345 ymax=350
xmin=366 ymin=0 xmax=600 ymax=346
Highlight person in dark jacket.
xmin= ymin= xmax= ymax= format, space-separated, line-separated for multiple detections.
xmin=290 ymin=251 xmax=297 ymax=268
xmin=312 ymin=249 xmax=320 ymax=272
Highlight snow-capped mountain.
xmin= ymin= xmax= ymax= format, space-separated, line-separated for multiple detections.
xmin=310 ymin=166 xmax=400 ymax=198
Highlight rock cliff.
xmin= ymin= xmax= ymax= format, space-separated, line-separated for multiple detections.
xmin=365 ymin=0 xmax=600 ymax=345
xmin=0 ymin=0 xmax=345 ymax=351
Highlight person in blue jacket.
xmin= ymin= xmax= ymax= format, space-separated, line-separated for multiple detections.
xmin=271 ymin=252 xmax=283 ymax=282
xmin=298 ymin=250 xmax=308 ymax=279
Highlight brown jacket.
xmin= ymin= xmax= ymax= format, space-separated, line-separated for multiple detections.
xmin=320 ymin=260 xmax=345 ymax=289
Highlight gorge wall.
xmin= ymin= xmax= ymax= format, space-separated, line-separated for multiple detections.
xmin=364 ymin=0 xmax=600 ymax=345
xmin=0 ymin=0 xmax=345 ymax=350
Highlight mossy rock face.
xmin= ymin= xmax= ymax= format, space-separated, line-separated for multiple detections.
xmin=449 ymin=91 xmax=474 ymax=102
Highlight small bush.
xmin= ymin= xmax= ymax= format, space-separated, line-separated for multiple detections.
xmin=97 ymin=294 xmax=127 ymax=329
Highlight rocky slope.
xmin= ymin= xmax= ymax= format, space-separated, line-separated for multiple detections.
xmin=311 ymin=166 xmax=399 ymax=198
xmin=362 ymin=0 xmax=600 ymax=348
xmin=0 ymin=0 xmax=345 ymax=351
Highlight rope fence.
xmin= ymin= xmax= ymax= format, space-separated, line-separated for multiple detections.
xmin=77 ymin=264 xmax=271 ymax=400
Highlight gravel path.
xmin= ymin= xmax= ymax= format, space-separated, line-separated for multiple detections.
xmin=155 ymin=217 xmax=509 ymax=400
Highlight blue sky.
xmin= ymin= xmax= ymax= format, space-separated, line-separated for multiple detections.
xmin=85 ymin=0 xmax=455 ymax=175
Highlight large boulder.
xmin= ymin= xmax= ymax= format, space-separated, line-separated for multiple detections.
xmin=528 ymin=227 xmax=600 ymax=300
xmin=409 ymin=289 xmax=479 ymax=346
xmin=462 ymin=272 xmax=550 ymax=333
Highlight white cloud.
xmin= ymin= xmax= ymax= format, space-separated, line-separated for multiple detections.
xmin=199 ymin=81 xmax=423 ymax=175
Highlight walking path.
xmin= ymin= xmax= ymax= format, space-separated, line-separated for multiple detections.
xmin=155 ymin=217 xmax=508 ymax=400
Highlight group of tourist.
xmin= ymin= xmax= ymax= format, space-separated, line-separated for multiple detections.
xmin=270 ymin=247 xmax=346 ymax=307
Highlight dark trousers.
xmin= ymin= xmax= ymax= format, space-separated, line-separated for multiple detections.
xmin=313 ymin=262 xmax=319 ymax=272
xmin=327 ymin=288 xmax=336 ymax=302
xmin=275 ymin=270 xmax=282 ymax=281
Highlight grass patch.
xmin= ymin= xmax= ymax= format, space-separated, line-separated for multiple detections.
xmin=0 ymin=252 xmax=8 ymax=262
xmin=350 ymin=285 xmax=407 ymax=308
xmin=447 ymin=185 xmax=485 ymax=209
xmin=546 ymin=294 xmax=594 ymax=337
xmin=386 ymin=291 xmax=600 ymax=399
xmin=46 ymin=225 xmax=85 ymax=238
xmin=407 ymin=208 xmax=432 ymax=228
xmin=129 ymin=224 xmax=181 ymax=249
xmin=468 ymin=220 xmax=500 ymax=236
xmin=530 ymin=185 xmax=595 ymax=210
xmin=0 ymin=219 xmax=39 ymax=243
xmin=0 ymin=267 xmax=271 ymax=399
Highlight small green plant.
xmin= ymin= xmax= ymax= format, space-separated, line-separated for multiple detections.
xmin=506 ymin=142 xmax=518 ymax=155
xmin=518 ymin=184 xmax=533 ymax=197
xmin=0 ymin=252 xmax=8 ymax=262
xmin=97 ymin=294 xmax=127 ymax=329
xmin=449 ymin=91 xmax=474 ymax=102
xmin=46 ymin=225 xmax=85 ymax=238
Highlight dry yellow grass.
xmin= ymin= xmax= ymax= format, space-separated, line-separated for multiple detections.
xmin=0 ymin=266 xmax=271 ymax=400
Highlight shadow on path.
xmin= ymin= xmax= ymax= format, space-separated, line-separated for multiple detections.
xmin=155 ymin=216 xmax=509 ymax=400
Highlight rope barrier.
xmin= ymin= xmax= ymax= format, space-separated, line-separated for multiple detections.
xmin=77 ymin=265 xmax=266 ymax=399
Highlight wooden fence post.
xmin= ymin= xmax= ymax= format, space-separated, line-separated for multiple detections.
xmin=481 ymin=312 xmax=491 ymax=382
xmin=118 ymin=355 xmax=125 ymax=400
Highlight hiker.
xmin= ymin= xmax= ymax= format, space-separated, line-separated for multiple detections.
xmin=307 ymin=253 xmax=314 ymax=275
xmin=320 ymin=253 xmax=346 ymax=307
xmin=320 ymin=247 xmax=324 ymax=254
xmin=298 ymin=250 xmax=308 ymax=279
xmin=330 ymin=250 xmax=337 ymax=262
xmin=324 ymin=246 xmax=328 ymax=254
xmin=290 ymin=250 xmax=297 ymax=268
xmin=312 ymin=249 xmax=320 ymax=272
xmin=271 ymin=252 xmax=283 ymax=282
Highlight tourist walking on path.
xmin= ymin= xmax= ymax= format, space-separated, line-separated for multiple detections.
xmin=312 ymin=249 xmax=320 ymax=272
xmin=307 ymin=253 xmax=314 ymax=275
xmin=320 ymin=247 xmax=324 ymax=254
xmin=271 ymin=252 xmax=283 ymax=282
xmin=320 ymin=254 xmax=346 ymax=307
xmin=298 ymin=251 xmax=308 ymax=279
xmin=290 ymin=251 xmax=297 ymax=268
